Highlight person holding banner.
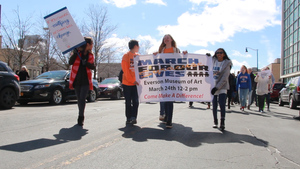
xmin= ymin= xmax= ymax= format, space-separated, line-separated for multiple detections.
xmin=69 ymin=37 xmax=95 ymax=126
xmin=154 ymin=34 xmax=186 ymax=129
xmin=122 ymin=40 xmax=140 ymax=125
xmin=210 ymin=48 xmax=232 ymax=131
xmin=236 ymin=65 xmax=251 ymax=111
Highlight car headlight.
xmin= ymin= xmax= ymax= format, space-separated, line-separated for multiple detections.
xmin=34 ymin=84 xmax=51 ymax=89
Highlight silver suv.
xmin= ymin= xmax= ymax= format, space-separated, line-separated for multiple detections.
xmin=278 ymin=76 xmax=300 ymax=109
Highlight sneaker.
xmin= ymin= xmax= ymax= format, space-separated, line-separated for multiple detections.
xmin=131 ymin=119 xmax=137 ymax=124
xmin=166 ymin=122 xmax=173 ymax=129
xmin=267 ymin=108 xmax=270 ymax=112
xmin=220 ymin=125 xmax=225 ymax=131
xmin=159 ymin=115 xmax=165 ymax=121
xmin=189 ymin=105 xmax=194 ymax=108
xmin=126 ymin=120 xmax=131 ymax=124
xmin=213 ymin=124 xmax=218 ymax=128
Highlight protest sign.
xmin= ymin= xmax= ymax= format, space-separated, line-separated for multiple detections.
xmin=134 ymin=53 xmax=214 ymax=102
xmin=257 ymin=69 xmax=271 ymax=78
xmin=44 ymin=7 xmax=85 ymax=54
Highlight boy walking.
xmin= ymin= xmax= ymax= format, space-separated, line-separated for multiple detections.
xmin=121 ymin=40 xmax=140 ymax=124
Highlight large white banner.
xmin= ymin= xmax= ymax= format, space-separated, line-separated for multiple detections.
xmin=44 ymin=7 xmax=85 ymax=54
xmin=134 ymin=53 xmax=214 ymax=103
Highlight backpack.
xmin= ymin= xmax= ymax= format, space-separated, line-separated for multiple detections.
xmin=118 ymin=70 xmax=123 ymax=83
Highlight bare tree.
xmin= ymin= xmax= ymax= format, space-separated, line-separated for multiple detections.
xmin=83 ymin=4 xmax=117 ymax=79
xmin=1 ymin=7 xmax=39 ymax=70
xmin=139 ymin=39 xmax=153 ymax=55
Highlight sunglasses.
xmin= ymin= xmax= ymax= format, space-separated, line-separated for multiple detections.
xmin=216 ymin=52 xmax=224 ymax=54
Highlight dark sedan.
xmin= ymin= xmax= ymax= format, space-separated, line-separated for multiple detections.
xmin=99 ymin=77 xmax=123 ymax=99
xmin=0 ymin=61 xmax=20 ymax=109
xmin=18 ymin=70 xmax=99 ymax=105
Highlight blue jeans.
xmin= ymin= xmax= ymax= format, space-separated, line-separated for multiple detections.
xmin=239 ymin=89 xmax=249 ymax=107
xmin=123 ymin=85 xmax=139 ymax=121
xmin=212 ymin=93 xmax=227 ymax=121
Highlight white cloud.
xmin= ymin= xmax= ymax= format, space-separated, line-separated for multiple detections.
xmin=136 ymin=35 xmax=160 ymax=54
xmin=231 ymin=59 xmax=249 ymax=74
xmin=158 ymin=0 xmax=280 ymax=47
xmin=260 ymin=35 xmax=276 ymax=64
xmin=103 ymin=0 xmax=136 ymax=8
xmin=145 ymin=0 xmax=167 ymax=6
xmin=231 ymin=50 xmax=252 ymax=58
xmin=194 ymin=49 xmax=214 ymax=55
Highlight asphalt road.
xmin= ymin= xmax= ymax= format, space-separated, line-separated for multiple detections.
xmin=0 ymin=99 xmax=300 ymax=169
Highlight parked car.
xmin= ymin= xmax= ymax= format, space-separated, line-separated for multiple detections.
xmin=0 ymin=61 xmax=20 ymax=109
xmin=270 ymin=83 xmax=285 ymax=101
xmin=17 ymin=70 xmax=99 ymax=105
xmin=99 ymin=77 xmax=123 ymax=99
xmin=278 ymin=76 xmax=300 ymax=109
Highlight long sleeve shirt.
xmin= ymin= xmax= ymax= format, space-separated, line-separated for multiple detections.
xmin=121 ymin=51 xmax=137 ymax=86
xmin=236 ymin=72 xmax=252 ymax=92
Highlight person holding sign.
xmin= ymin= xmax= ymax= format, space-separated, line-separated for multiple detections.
xmin=122 ymin=40 xmax=140 ymax=125
xmin=236 ymin=65 xmax=251 ymax=111
xmin=210 ymin=48 xmax=232 ymax=131
xmin=154 ymin=34 xmax=187 ymax=129
xmin=254 ymin=68 xmax=272 ymax=113
xmin=69 ymin=37 xmax=95 ymax=126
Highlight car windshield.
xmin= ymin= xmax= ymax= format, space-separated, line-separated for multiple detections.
xmin=35 ymin=71 xmax=67 ymax=80
xmin=273 ymin=84 xmax=283 ymax=90
xmin=100 ymin=78 xmax=119 ymax=84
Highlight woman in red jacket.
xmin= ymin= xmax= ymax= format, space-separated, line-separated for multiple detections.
xmin=69 ymin=37 xmax=95 ymax=126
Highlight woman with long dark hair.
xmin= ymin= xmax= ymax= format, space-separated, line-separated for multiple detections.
xmin=69 ymin=37 xmax=95 ymax=126
xmin=211 ymin=48 xmax=232 ymax=131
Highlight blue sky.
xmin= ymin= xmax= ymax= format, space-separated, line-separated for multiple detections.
xmin=1 ymin=0 xmax=282 ymax=73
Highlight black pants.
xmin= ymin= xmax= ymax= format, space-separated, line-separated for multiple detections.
xmin=164 ymin=102 xmax=174 ymax=123
xmin=74 ymin=85 xmax=90 ymax=116
xmin=123 ymin=85 xmax=139 ymax=121
xmin=257 ymin=94 xmax=266 ymax=111
xmin=266 ymin=93 xmax=270 ymax=109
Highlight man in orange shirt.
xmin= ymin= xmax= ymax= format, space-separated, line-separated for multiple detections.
xmin=121 ymin=40 xmax=140 ymax=124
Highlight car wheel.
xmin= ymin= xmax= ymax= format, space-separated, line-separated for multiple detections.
xmin=0 ymin=88 xmax=17 ymax=109
xmin=50 ymin=88 xmax=63 ymax=105
xmin=289 ymin=95 xmax=297 ymax=109
xmin=116 ymin=90 xmax=121 ymax=100
xmin=112 ymin=90 xmax=121 ymax=100
xmin=87 ymin=88 xmax=96 ymax=102
xmin=278 ymin=95 xmax=284 ymax=106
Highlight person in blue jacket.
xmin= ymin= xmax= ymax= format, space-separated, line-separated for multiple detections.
xmin=236 ymin=65 xmax=251 ymax=111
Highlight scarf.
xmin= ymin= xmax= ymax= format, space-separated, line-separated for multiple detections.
xmin=69 ymin=51 xmax=94 ymax=90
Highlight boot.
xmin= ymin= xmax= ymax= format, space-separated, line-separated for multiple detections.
xmin=220 ymin=119 xmax=225 ymax=131
xmin=77 ymin=116 xmax=84 ymax=126
xmin=247 ymin=105 xmax=250 ymax=110
xmin=213 ymin=119 xmax=218 ymax=128
xmin=207 ymin=103 xmax=210 ymax=109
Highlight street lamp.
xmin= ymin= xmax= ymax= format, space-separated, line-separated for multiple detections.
xmin=245 ymin=47 xmax=258 ymax=71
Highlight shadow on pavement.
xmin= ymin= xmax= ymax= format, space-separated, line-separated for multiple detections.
xmin=119 ymin=123 xmax=268 ymax=148
xmin=0 ymin=125 xmax=88 ymax=152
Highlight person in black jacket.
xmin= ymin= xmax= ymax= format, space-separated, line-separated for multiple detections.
xmin=19 ymin=66 xmax=30 ymax=81
xmin=247 ymin=68 xmax=256 ymax=109
xmin=227 ymin=73 xmax=235 ymax=109
xmin=69 ymin=37 xmax=95 ymax=126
